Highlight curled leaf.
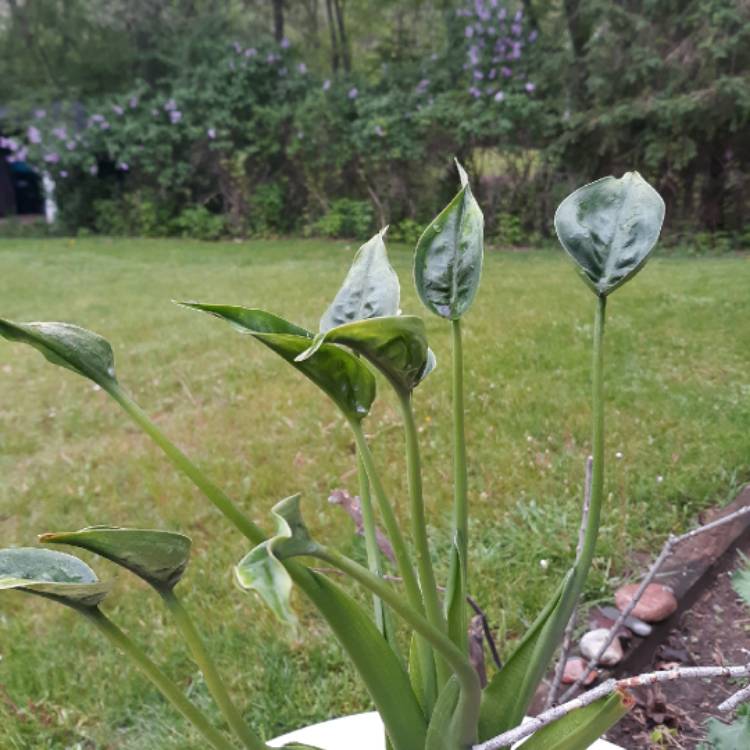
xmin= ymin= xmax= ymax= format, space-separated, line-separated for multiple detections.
xmin=235 ymin=495 xmax=320 ymax=631
xmin=414 ymin=160 xmax=484 ymax=320
xmin=40 ymin=527 xmax=191 ymax=592
xmin=296 ymin=316 xmax=435 ymax=393
xmin=178 ymin=303 xmax=376 ymax=421
xmin=554 ymin=171 xmax=665 ymax=296
xmin=0 ymin=319 xmax=117 ymax=389
xmin=320 ymin=228 xmax=400 ymax=333
xmin=0 ymin=547 xmax=109 ymax=608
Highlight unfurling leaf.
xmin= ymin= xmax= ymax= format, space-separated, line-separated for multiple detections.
xmin=554 ymin=171 xmax=665 ymax=296
xmin=320 ymin=228 xmax=400 ymax=333
xmin=235 ymin=495 xmax=320 ymax=630
xmin=425 ymin=677 xmax=461 ymax=750
xmin=0 ymin=547 xmax=109 ymax=608
xmin=520 ymin=689 xmax=633 ymax=750
xmin=40 ymin=527 xmax=191 ymax=592
xmin=296 ymin=316 xmax=434 ymax=393
xmin=0 ymin=319 xmax=117 ymax=389
xmin=414 ymin=160 xmax=484 ymax=320
xmin=178 ymin=303 xmax=376 ymax=421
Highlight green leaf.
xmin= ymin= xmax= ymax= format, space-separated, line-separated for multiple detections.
xmin=296 ymin=316 xmax=434 ymax=393
xmin=0 ymin=319 xmax=117 ymax=389
xmin=287 ymin=566 xmax=427 ymax=750
xmin=703 ymin=705 xmax=750 ymax=750
xmin=235 ymin=495 xmax=320 ymax=630
xmin=320 ymin=228 xmax=400 ymax=333
xmin=731 ymin=564 xmax=750 ymax=609
xmin=178 ymin=304 xmax=376 ymax=421
xmin=0 ymin=547 xmax=109 ymax=608
xmin=414 ymin=160 xmax=484 ymax=320
xmin=444 ymin=537 xmax=467 ymax=650
xmin=520 ymin=690 xmax=633 ymax=750
xmin=40 ymin=527 xmax=191 ymax=592
xmin=478 ymin=570 xmax=576 ymax=741
xmin=554 ymin=171 xmax=665 ymax=296
xmin=425 ymin=677 xmax=461 ymax=750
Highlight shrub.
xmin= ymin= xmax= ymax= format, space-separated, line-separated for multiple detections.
xmin=311 ymin=198 xmax=374 ymax=239
xmin=172 ymin=205 xmax=226 ymax=241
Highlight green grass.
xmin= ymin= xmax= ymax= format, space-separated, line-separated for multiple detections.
xmin=0 ymin=237 xmax=749 ymax=748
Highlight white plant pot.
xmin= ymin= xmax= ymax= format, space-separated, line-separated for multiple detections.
xmin=269 ymin=711 xmax=625 ymax=749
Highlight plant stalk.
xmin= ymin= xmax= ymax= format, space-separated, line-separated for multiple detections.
xmin=396 ymin=389 xmax=451 ymax=686
xmin=449 ymin=317 xmax=469 ymax=650
xmin=161 ymin=590 xmax=267 ymax=750
xmin=356 ymin=451 xmax=387 ymax=634
xmin=574 ymin=295 xmax=606 ymax=590
xmin=317 ymin=546 xmax=481 ymax=748
xmin=82 ymin=608 xmax=237 ymax=750
xmin=107 ymin=384 xmax=265 ymax=546
xmin=349 ymin=418 xmax=438 ymax=712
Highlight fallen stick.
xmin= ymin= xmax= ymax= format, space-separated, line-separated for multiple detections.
xmin=718 ymin=681 xmax=750 ymax=713
xmin=559 ymin=503 xmax=750 ymax=701
xmin=475 ymin=663 xmax=750 ymax=750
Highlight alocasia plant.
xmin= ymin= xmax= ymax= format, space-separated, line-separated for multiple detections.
xmin=0 ymin=165 xmax=667 ymax=749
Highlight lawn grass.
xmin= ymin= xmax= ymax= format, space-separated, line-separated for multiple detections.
xmin=0 ymin=236 xmax=749 ymax=748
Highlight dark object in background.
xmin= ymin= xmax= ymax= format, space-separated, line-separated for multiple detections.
xmin=9 ymin=161 xmax=43 ymax=215
xmin=0 ymin=156 xmax=15 ymax=217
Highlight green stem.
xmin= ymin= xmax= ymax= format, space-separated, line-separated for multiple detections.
xmin=317 ymin=547 xmax=481 ymax=748
xmin=107 ymin=384 xmax=264 ymax=546
xmin=356 ymin=451 xmax=387 ymax=635
xmin=161 ymin=590 xmax=267 ymax=750
xmin=349 ymin=419 xmax=437 ymax=711
xmin=82 ymin=608 xmax=236 ymax=750
xmin=575 ymin=295 xmax=607 ymax=589
xmin=448 ymin=318 xmax=469 ymax=650
xmin=396 ymin=390 xmax=450 ymax=686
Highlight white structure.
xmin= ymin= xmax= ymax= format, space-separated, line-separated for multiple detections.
xmin=269 ymin=712 xmax=623 ymax=750
xmin=42 ymin=171 xmax=57 ymax=224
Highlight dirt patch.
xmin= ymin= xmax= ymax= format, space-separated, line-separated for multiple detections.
xmin=607 ymin=534 xmax=750 ymax=749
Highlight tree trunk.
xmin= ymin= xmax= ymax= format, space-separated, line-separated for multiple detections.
xmin=332 ymin=0 xmax=351 ymax=73
xmin=324 ymin=0 xmax=340 ymax=72
xmin=272 ymin=0 xmax=285 ymax=43
xmin=562 ymin=0 xmax=590 ymax=106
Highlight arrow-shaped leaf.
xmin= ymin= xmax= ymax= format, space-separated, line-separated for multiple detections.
xmin=320 ymin=228 xmax=400 ymax=333
xmin=554 ymin=171 xmax=665 ymax=297
xmin=0 ymin=547 xmax=109 ymax=608
xmin=178 ymin=304 xmax=376 ymax=422
xmin=520 ymin=690 xmax=633 ymax=750
xmin=296 ymin=316 xmax=435 ymax=393
xmin=414 ymin=161 xmax=484 ymax=320
xmin=0 ymin=319 xmax=117 ymax=389
xmin=40 ymin=527 xmax=191 ymax=592
xmin=235 ymin=495 xmax=321 ymax=630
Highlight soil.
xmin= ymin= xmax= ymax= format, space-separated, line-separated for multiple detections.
xmin=606 ymin=533 xmax=750 ymax=749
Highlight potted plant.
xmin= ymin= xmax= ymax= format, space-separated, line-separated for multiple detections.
xmin=0 ymin=165 xmax=673 ymax=749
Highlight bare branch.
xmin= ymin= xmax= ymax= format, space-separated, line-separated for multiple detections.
xmin=475 ymin=663 xmax=750 ymax=750
xmin=719 ymin=682 xmax=750 ymax=713
xmin=560 ymin=503 xmax=750 ymax=701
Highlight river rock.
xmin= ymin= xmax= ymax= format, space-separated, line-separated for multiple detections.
xmin=597 ymin=605 xmax=653 ymax=636
xmin=562 ymin=656 xmax=598 ymax=685
xmin=615 ymin=583 xmax=678 ymax=622
xmin=579 ymin=628 xmax=624 ymax=666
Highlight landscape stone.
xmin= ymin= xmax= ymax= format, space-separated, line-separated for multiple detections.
xmin=579 ymin=628 xmax=624 ymax=666
xmin=562 ymin=656 xmax=598 ymax=685
xmin=615 ymin=583 xmax=678 ymax=623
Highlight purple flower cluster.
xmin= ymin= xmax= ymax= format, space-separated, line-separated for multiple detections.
xmin=458 ymin=1 xmax=537 ymax=101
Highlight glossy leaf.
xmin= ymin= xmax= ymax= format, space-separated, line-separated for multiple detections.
xmin=520 ymin=690 xmax=633 ymax=750
xmin=235 ymin=495 xmax=320 ymax=630
xmin=296 ymin=316 xmax=434 ymax=393
xmin=443 ymin=537 xmax=467 ymax=651
xmin=478 ymin=570 xmax=576 ymax=741
xmin=554 ymin=171 xmax=665 ymax=296
xmin=320 ymin=228 xmax=400 ymax=333
xmin=178 ymin=303 xmax=376 ymax=421
xmin=40 ymin=526 xmax=191 ymax=592
xmin=425 ymin=677 xmax=461 ymax=750
xmin=0 ymin=318 xmax=117 ymax=389
xmin=414 ymin=161 xmax=484 ymax=320
xmin=0 ymin=547 xmax=109 ymax=608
